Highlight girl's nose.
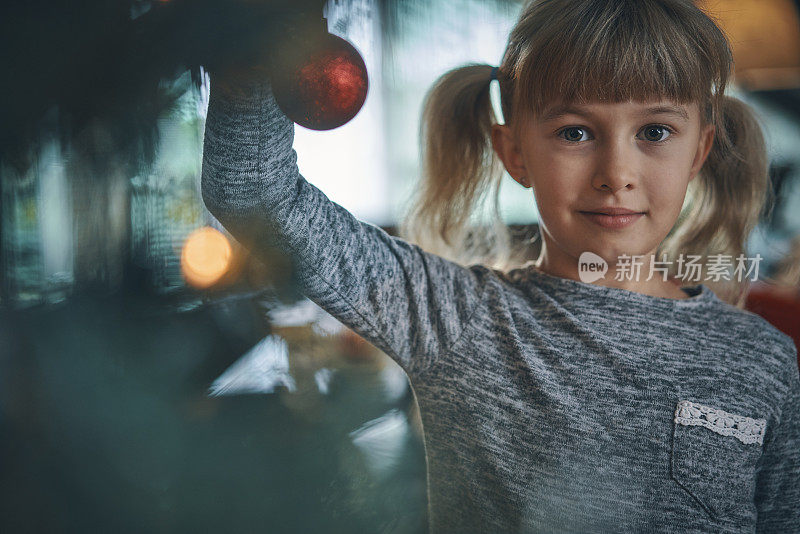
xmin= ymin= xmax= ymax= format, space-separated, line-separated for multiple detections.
xmin=591 ymin=141 xmax=639 ymax=193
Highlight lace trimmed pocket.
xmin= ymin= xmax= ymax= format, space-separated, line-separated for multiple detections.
xmin=670 ymin=400 xmax=766 ymax=522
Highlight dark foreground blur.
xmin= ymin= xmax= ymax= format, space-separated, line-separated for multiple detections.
xmin=0 ymin=285 xmax=428 ymax=533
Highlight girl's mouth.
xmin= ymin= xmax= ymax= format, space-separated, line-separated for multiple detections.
xmin=579 ymin=211 xmax=645 ymax=229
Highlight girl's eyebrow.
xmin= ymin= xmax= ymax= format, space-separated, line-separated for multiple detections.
xmin=539 ymin=104 xmax=690 ymax=123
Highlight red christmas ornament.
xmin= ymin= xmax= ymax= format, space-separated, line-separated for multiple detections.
xmin=269 ymin=21 xmax=368 ymax=131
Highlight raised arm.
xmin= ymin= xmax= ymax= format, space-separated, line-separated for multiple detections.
xmin=754 ymin=342 xmax=800 ymax=532
xmin=200 ymin=71 xmax=488 ymax=378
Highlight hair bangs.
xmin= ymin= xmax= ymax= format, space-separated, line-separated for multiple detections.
xmin=512 ymin=0 xmax=728 ymax=124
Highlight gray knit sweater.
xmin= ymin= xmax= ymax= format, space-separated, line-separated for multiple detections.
xmin=200 ymin=76 xmax=800 ymax=534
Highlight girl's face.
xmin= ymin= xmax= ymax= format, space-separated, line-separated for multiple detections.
xmin=491 ymin=98 xmax=716 ymax=290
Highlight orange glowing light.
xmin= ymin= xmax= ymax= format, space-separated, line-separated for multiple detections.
xmin=180 ymin=226 xmax=233 ymax=289
xmin=698 ymin=0 xmax=800 ymax=89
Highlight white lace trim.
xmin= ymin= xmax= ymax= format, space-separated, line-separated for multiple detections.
xmin=674 ymin=400 xmax=766 ymax=445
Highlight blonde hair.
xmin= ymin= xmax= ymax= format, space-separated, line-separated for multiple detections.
xmin=398 ymin=0 xmax=773 ymax=308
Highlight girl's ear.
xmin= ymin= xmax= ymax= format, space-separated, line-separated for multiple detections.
xmin=491 ymin=124 xmax=531 ymax=188
xmin=689 ymin=123 xmax=716 ymax=182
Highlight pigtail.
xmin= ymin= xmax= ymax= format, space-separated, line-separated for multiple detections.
xmin=398 ymin=64 xmax=524 ymax=270
xmin=658 ymin=95 xmax=773 ymax=308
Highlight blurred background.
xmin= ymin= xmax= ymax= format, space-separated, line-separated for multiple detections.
xmin=0 ymin=0 xmax=798 ymax=532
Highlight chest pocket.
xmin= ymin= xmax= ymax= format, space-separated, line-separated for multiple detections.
xmin=670 ymin=399 xmax=766 ymax=523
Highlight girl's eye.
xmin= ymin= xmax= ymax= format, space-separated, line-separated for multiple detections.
xmin=558 ymin=127 xmax=591 ymax=143
xmin=638 ymin=125 xmax=672 ymax=143
xmin=556 ymin=125 xmax=674 ymax=144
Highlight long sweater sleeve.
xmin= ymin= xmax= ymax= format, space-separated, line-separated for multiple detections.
xmin=200 ymin=74 xmax=487 ymax=378
xmin=754 ymin=344 xmax=800 ymax=533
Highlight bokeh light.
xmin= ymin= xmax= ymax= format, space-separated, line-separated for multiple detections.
xmin=180 ymin=226 xmax=232 ymax=289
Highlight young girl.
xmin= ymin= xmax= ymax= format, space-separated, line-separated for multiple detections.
xmin=201 ymin=0 xmax=799 ymax=532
